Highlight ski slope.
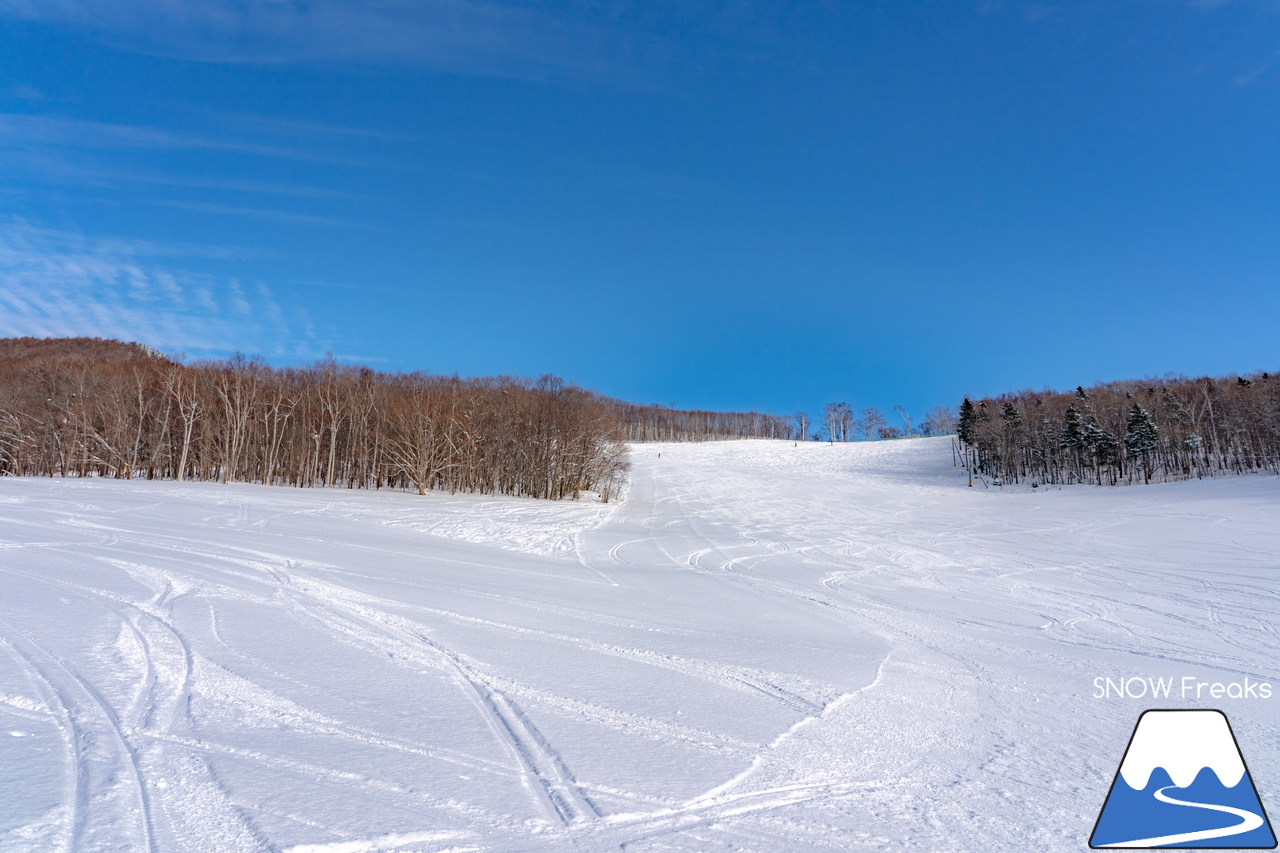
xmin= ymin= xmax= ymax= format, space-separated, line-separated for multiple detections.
xmin=0 ymin=437 xmax=1277 ymax=852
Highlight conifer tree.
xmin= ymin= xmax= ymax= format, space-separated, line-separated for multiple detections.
xmin=957 ymin=398 xmax=977 ymax=445
xmin=999 ymin=402 xmax=1024 ymax=481
xmin=1059 ymin=406 xmax=1084 ymax=449
xmin=947 ymin=370 xmax=1277 ymax=488
xmin=1082 ymin=416 xmax=1118 ymax=484
xmin=1000 ymin=402 xmax=1022 ymax=432
xmin=1124 ymin=403 xmax=1159 ymax=483
xmin=1058 ymin=405 xmax=1085 ymax=483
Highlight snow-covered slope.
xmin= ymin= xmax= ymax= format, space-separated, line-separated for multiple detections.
xmin=0 ymin=438 xmax=1277 ymax=852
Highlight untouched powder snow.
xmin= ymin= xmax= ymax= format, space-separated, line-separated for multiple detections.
xmin=0 ymin=437 xmax=1277 ymax=851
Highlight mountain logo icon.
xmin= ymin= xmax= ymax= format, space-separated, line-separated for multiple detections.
xmin=1091 ymin=709 xmax=1276 ymax=848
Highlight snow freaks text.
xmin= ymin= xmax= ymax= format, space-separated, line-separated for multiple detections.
xmin=1093 ymin=676 xmax=1273 ymax=701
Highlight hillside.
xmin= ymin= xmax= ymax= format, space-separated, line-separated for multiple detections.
xmin=959 ymin=370 xmax=1280 ymax=486
xmin=1 ymin=437 xmax=1275 ymax=851
xmin=0 ymin=337 xmax=796 ymax=499
xmin=0 ymin=335 xmax=169 ymax=363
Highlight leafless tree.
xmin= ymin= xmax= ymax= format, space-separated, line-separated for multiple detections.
xmin=0 ymin=338 xmax=631 ymax=501
xmin=610 ymin=401 xmax=795 ymax=442
xmin=894 ymin=405 xmax=912 ymax=437
xmin=859 ymin=407 xmax=888 ymax=441
xmin=793 ymin=411 xmax=810 ymax=442
xmin=823 ymin=402 xmax=854 ymax=442
xmin=922 ymin=405 xmax=956 ymax=436
xmin=957 ymin=372 xmax=1280 ymax=486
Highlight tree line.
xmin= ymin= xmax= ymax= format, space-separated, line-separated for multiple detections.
xmin=607 ymin=402 xmax=796 ymax=442
xmin=0 ymin=338 xmax=628 ymax=501
xmin=808 ymin=403 xmax=957 ymax=442
xmin=956 ymin=371 xmax=1280 ymax=486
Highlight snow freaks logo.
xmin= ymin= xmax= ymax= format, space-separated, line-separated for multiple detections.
xmin=1090 ymin=710 xmax=1276 ymax=849
xmin=1093 ymin=676 xmax=1273 ymax=701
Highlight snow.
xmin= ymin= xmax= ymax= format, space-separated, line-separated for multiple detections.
xmin=0 ymin=436 xmax=1277 ymax=852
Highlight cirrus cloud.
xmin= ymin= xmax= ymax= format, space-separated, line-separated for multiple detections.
xmin=0 ymin=0 xmax=616 ymax=80
xmin=0 ymin=219 xmax=320 ymax=359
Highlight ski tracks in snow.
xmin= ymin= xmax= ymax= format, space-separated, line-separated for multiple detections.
xmin=0 ymin=559 xmax=270 ymax=853
xmin=2 ymin=442 xmax=1278 ymax=851
xmin=259 ymin=566 xmax=604 ymax=831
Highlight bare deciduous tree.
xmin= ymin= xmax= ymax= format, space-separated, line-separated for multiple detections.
xmin=0 ymin=337 xmax=630 ymax=501
xmin=921 ymin=405 xmax=956 ymax=436
xmin=610 ymin=401 xmax=795 ymax=442
xmin=793 ymin=411 xmax=810 ymax=442
xmin=894 ymin=405 xmax=912 ymax=437
xmin=859 ymin=407 xmax=887 ymax=441
xmin=823 ymin=402 xmax=854 ymax=442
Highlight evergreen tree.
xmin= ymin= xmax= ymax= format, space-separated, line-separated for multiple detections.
xmin=1124 ymin=404 xmax=1158 ymax=457
xmin=1059 ymin=406 xmax=1084 ymax=448
xmin=999 ymin=401 xmax=1024 ymax=482
xmin=951 ymin=369 xmax=1279 ymax=488
xmin=1124 ymin=403 xmax=1159 ymax=483
xmin=1000 ymin=402 xmax=1022 ymax=433
xmin=1082 ymin=416 xmax=1117 ymax=482
xmin=957 ymin=398 xmax=977 ymax=445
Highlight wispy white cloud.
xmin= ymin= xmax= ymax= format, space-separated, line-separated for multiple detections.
xmin=0 ymin=114 xmax=382 ymax=226
xmin=1233 ymin=48 xmax=1280 ymax=85
xmin=0 ymin=219 xmax=321 ymax=358
xmin=150 ymin=199 xmax=368 ymax=228
xmin=0 ymin=0 xmax=615 ymax=79
xmin=0 ymin=113 xmax=367 ymax=163
xmin=1 ymin=222 xmax=275 ymax=262
xmin=150 ymin=174 xmax=372 ymax=201
xmin=277 ymin=277 xmax=397 ymax=294
xmin=212 ymin=111 xmax=407 ymax=142
xmin=0 ymin=123 xmax=381 ymax=211
xmin=118 ymin=169 xmax=373 ymax=201
xmin=4 ymin=84 xmax=44 ymax=101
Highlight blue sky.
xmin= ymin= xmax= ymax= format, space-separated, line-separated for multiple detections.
xmin=1 ymin=1 xmax=1278 ymax=421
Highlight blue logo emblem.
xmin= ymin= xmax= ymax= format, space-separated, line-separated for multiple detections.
xmin=1091 ymin=710 xmax=1276 ymax=848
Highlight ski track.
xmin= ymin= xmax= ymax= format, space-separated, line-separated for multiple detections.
xmin=0 ymin=617 xmax=159 ymax=853
xmin=1 ymin=438 xmax=1278 ymax=851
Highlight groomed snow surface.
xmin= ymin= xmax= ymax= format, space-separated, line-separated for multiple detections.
xmin=0 ymin=437 xmax=1277 ymax=852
